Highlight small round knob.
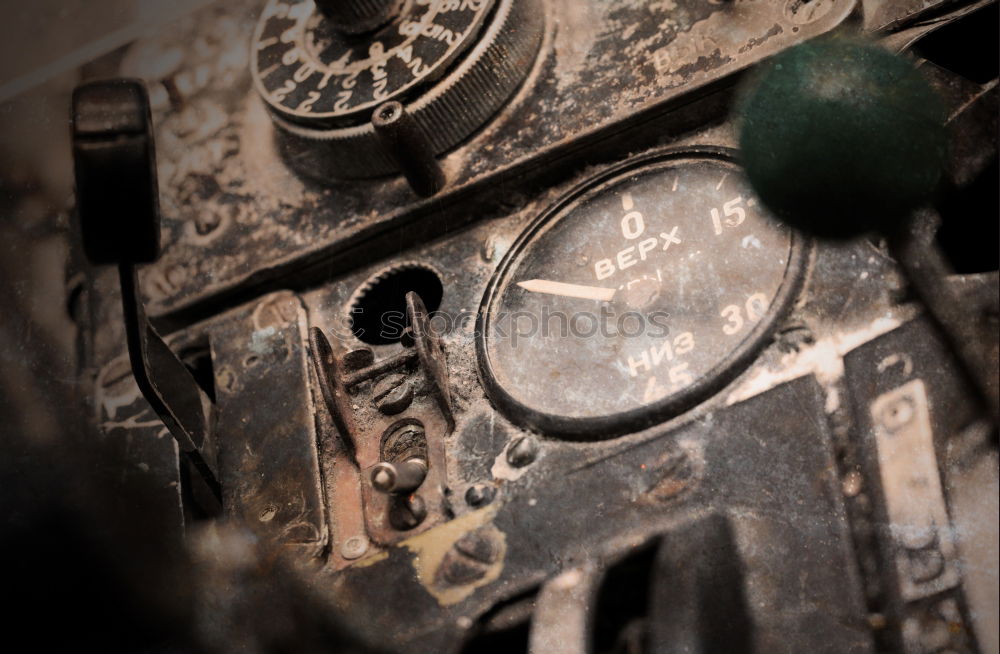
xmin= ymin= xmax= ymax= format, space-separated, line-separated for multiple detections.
xmin=315 ymin=0 xmax=402 ymax=35
xmin=738 ymin=36 xmax=947 ymax=239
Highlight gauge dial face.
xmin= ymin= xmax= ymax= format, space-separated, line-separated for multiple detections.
xmin=477 ymin=150 xmax=803 ymax=437
xmin=252 ymin=0 xmax=493 ymax=125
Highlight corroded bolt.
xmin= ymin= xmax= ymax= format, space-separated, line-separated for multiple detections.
xmin=371 ymin=372 xmax=413 ymax=414
xmin=389 ymin=494 xmax=427 ymax=531
xmin=465 ymin=483 xmax=496 ymax=508
xmin=506 ymin=436 xmax=539 ymax=468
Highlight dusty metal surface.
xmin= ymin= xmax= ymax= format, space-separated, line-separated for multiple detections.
xmin=92 ymin=0 xmax=861 ymax=325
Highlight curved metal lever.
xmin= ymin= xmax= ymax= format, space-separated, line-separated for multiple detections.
xmin=72 ymin=78 xmax=220 ymax=499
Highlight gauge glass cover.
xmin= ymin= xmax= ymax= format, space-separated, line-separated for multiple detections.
xmin=477 ymin=150 xmax=804 ymax=437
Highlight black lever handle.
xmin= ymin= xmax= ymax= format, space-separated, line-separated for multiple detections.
xmin=72 ymin=79 xmax=221 ymax=498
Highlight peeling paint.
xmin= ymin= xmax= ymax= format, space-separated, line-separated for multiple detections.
xmin=726 ymin=314 xmax=916 ymax=410
xmin=402 ymin=505 xmax=505 ymax=606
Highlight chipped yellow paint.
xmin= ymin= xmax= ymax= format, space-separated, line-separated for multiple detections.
xmin=351 ymin=549 xmax=389 ymax=568
xmin=402 ymin=505 xmax=505 ymax=606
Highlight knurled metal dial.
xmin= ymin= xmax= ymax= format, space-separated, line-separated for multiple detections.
xmin=251 ymin=0 xmax=543 ymax=179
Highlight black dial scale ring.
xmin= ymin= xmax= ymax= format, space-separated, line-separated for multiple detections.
xmin=251 ymin=0 xmax=543 ymax=179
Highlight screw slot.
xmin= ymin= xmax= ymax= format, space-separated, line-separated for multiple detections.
xmin=379 ymin=104 xmax=398 ymax=122
xmin=258 ymin=504 xmax=278 ymax=522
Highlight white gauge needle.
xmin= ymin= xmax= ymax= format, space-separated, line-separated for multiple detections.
xmin=517 ymin=279 xmax=617 ymax=302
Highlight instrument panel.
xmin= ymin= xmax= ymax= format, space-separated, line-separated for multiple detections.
xmin=2 ymin=0 xmax=992 ymax=653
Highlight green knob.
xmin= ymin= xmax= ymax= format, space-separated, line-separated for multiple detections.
xmin=738 ymin=36 xmax=947 ymax=239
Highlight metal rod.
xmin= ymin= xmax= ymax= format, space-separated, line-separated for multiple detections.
xmin=889 ymin=210 xmax=999 ymax=425
xmin=372 ymin=101 xmax=445 ymax=197
xmin=344 ymin=348 xmax=418 ymax=387
xmin=371 ymin=458 xmax=428 ymax=494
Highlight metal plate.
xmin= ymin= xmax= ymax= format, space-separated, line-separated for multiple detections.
xmin=100 ymin=0 xmax=855 ymax=322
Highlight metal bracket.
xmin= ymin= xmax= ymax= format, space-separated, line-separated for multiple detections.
xmin=311 ymin=292 xmax=454 ymax=549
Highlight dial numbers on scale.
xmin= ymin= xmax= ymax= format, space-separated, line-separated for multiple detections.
xmin=252 ymin=0 xmax=494 ymax=122
xmin=479 ymin=154 xmax=798 ymax=432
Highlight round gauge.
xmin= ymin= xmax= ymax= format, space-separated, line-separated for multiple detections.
xmin=476 ymin=148 xmax=806 ymax=438
xmin=252 ymin=0 xmax=493 ymax=125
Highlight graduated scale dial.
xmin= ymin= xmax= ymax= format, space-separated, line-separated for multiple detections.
xmin=477 ymin=148 xmax=807 ymax=438
xmin=251 ymin=0 xmax=544 ymax=180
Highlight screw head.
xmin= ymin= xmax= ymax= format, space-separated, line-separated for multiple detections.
xmin=341 ymin=535 xmax=369 ymax=560
xmin=465 ymin=483 xmax=496 ymax=508
xmin=372 ymin=372 xmax=413 ymax=414
xmin=879 ymin=396 xmax=915 ymax=431
xmin=506 ymin=436 xmax=539 ymax=468
xmin=342 ymin=348 xmax=375 ymax=371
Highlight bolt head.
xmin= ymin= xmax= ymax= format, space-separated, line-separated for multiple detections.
xmin=465 ymin=483 xmax=496 ymax=508
xmin=506 ymin=436 xmax=539 ymax=468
